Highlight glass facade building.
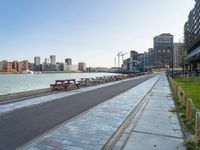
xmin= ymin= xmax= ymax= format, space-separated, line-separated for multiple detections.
xmin=184 ymin=0 xmax=200 ymax=70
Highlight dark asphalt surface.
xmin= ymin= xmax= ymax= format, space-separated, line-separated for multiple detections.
xmin=0 ymin=75 xmax=153 ymax=150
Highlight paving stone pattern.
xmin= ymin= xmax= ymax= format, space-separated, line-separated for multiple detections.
xmin=19 ymin=75 xmax=160 ymax=150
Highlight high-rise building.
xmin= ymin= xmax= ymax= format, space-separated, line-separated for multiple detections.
xmin=184 ymin=0 xmax=200 ymax=71
xmin=64 ymin=64 xmax=78 ymax=72
xmin=45 ymin=58 xmax=51 ymax=64
xmin=50 ymin=55 xmax=56 ymax=64
xmin=65 ymin=58 xmax=72 ymax=65
xmin=34 ymin=56 xmax=40 ymax=65
xmin=153 ymin=33 xmax=173 ymax=68
xmin=78 ymin=62 xmax=86 ymax=71
xmin=34 ymin=56 xmax=41 ymax=71
xmin=42 ymin=56 xmax=57 ymax=71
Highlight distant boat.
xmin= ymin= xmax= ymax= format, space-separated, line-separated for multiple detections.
xmin=22 ymin=70 xmax=34 ymax=74
xmin=34 ymin=71 xmax=42 ymax=74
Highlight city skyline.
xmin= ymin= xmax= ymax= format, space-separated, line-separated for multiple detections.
xmin=0 ymin=0 xmax=195 ymax=67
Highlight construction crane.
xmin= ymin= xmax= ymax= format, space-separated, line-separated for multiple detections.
xmin=117 ymin=51 xmax=123 ymax=67
xmin=116 ymin=51 xmax=129 ymax=67
xmin=120 ymin=52 xmax=129 ymax=62
xmin=114 ymin=57 xmax=116 ymax=67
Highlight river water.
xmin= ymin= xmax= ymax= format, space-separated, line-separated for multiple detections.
xmin=0 ymin=72 xmax=119 ymax=95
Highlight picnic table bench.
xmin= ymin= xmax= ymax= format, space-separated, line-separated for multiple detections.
xmin=114 ymin=75 xmax=123 ymax=80
xmin=50 ymin=79 xmax=80 ymax=91
xmin=79 ymin=78 xmax=93 ymax=86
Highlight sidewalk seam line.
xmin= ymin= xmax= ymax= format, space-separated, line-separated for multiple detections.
xmin=132 ymin=130 xmax=183 ymax=139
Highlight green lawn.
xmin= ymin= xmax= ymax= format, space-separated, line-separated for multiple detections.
xmin=174 ymin=76 xmax=200 ymax=109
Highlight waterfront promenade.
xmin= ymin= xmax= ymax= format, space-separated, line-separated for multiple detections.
xmin=0 ymin=73 xmax=185 ymax=150
xmin=0 ymin=74 xmax=153 ymax=150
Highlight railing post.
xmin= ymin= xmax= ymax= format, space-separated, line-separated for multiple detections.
xmin=181 ymin=91 xmax=186 ymax=106
xmin=195 ymin=112 xmax=200 ymax=144
xmin=177 ymin=86 xmax=180 ymax=98
xmin=186 ymin=99 xmax=193 ymax=122
xmin=178 ymin=87 xmax=183 ymax=106
xmin=175 ymin=84 xmax=178 ymax=94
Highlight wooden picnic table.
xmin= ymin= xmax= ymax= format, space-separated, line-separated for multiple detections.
xmin=114 ymin=75 xmax=122 ymax=80
xmin=50 ymin=79 xmax=80 ymax=91
xmin=79 ymin=78 xmax=92 ymax=86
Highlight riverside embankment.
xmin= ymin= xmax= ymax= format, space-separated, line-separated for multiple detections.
xmin=0 ymin=72 xmax=120 ymax=95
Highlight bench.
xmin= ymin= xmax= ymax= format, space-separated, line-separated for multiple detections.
xmin=50 ymin=79 xmax=80 ymax=91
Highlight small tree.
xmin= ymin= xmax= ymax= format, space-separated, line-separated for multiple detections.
xmin=177 ymin=43 xmax=187 ymax=69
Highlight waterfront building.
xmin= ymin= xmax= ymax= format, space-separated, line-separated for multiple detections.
xmin=130 ymin=50 xmax=144 ymax=72
xmin=34 ymin=56 xmax=41 ymax=71
xmin=153 ymin=33 xmax=174 ymax=68
xmin=7 ymin=62 xmax=12 ymax=72
xmin=0 ymin=61 xmax=14 ymax=72
xmin=86 ymin=67 xmax=96 ymax=72
xmin=64 ymin=64 xmax=78 ymax=72
xmin=20 ymin=60 xmax=30 ymax=71
xmin=0 ymin=61 xmax=11 ymax=72
xmin=143 ymin=48 xmax=154 ymax=70
xmin=78 ymin=62 xmax=86 ymax=72
xmin=42 ymin=63 xmax=58 ymax=71
xmin=122 ymin=50 xmax=144 ymax=72
xmin=50 ymin=55 xmax=56 ymax=64
xmin=56 ymin=62 xmax=64 ymax=71
xmin=65 ymin=58 xmax=72 ymax=65
xmin=12 ymin=61 xmax=18 ymax=72
xmin=29 ymin=63 xmax=34 ymax=71
xmin=94 ymin=67 xmax=109 ymax=72
xmin=2 ymin=61 xmax=8 ymax=72
xmin=122 ymin=58 xmax=130 ymax=71
xmin=0 ymin=61 xmax=2 ymax=71
xmin=17 ymin=62 xmax=23 ymax=72
xmin=128 ymin=51 xmax=139 ymax=72
xmin=43 ymin=56 xmax=57 ymax=71
xmin=44 ymin=58 xmax=51 ymax=64
xmin=184 ymin=0 xmax=200 ymax=72
xmin=34 ymin=57 xmax=40 ymax=65
xmin=0 ymin=60 xmax=31 ymax=73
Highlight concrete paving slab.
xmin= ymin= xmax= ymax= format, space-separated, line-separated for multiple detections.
xmin=145 ymin=96 xmax=174 ymax=112
xmin=134 ymin=109 xmax=182 ymax=138
xmin=123 ymin=132 xmax=185 ymax=150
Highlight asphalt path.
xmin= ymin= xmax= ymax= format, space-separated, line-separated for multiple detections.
xmin=0 ymin=75 xmax=153 ymax=150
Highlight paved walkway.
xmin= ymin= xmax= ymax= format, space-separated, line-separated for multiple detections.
xmin=0 ymin=75 xmax=150 ymax=115
xmin=1 ymin=74 xmax=154 ymax=150
xmin=114 ymin=74 xmax=185 ymax=150
xmin=19 ymin=75 xmax=160 ymax=150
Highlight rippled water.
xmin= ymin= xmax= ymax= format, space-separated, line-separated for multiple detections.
xmin=0 ymin=73 xmax=119 ymax=95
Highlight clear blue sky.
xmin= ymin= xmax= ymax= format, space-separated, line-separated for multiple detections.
xmin=0 ymin=0 xmax=195 ymax=67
